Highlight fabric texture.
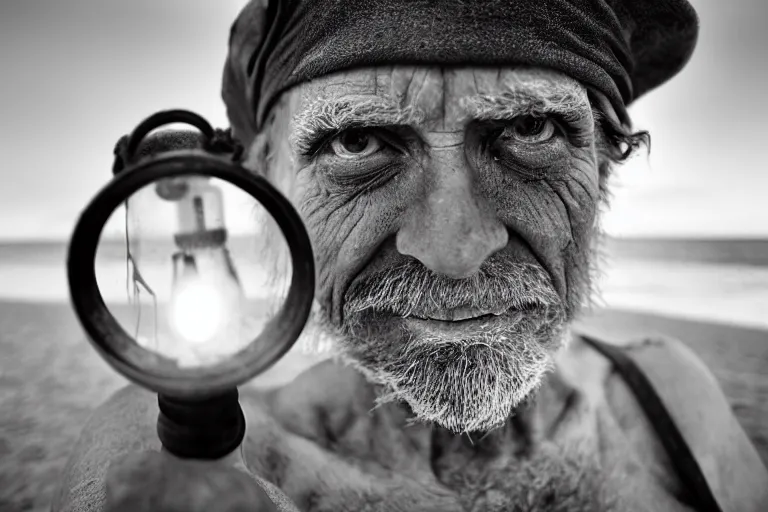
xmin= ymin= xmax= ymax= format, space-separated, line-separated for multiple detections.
xmin=222 ymin=0 xmax=698 ymax=138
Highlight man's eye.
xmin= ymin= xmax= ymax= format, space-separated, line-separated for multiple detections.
xmin=330 ymin=129 xmax=382 ymax=158
xmin=503 ymin=116 xmax=557 ymax=144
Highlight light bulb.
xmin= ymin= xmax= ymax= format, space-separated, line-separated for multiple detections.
xmin=166 ymin=249 xmax=246 ymax=367
xmin=158 ymin=177 xmax=248 ymax=365
xmin=169 ymin=279 xmax=226 ymax=344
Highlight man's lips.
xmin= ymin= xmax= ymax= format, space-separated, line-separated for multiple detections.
xmin=406 ymin=306 xmax=509 ymax=322
xmin=403 ymin=303 xmax=539 ymax=323
xmin=395 ymin=305 xmax=543 ymax=336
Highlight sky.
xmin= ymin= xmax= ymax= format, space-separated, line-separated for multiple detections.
xmin=0 ymin=0 xmax=766 ymax=240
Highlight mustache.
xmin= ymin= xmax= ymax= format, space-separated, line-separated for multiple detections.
xmin=343 ymin=253 xmax=562 ymax=319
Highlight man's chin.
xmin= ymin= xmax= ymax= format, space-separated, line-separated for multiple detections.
xmin=339 ymin=312 xmax=566 ymax=433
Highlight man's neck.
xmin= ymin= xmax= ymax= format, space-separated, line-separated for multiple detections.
xmin=377 ymin=366 xmax=573 ymax=466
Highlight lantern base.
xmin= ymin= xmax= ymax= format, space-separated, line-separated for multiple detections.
xmin=157 ymin=389 xmax=245 ymax=460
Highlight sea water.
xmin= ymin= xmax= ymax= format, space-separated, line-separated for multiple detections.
xmin=0 ymin=238 xmax=766 ymax=330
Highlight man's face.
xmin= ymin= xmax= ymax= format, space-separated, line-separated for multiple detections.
xmin=246 ymin=66 xmax=603 ymax=433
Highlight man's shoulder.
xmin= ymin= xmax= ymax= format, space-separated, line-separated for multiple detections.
xmin=575 ymin=333 xmax=768 ymax=511
xmin=568 ymin=332 xmax=742 ymax=421
xmin=591 ymin=334 xmax=750 ymax=452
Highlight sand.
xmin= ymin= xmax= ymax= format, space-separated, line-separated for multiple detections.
xmin=0 ymin=301 xmax=766 ymax=512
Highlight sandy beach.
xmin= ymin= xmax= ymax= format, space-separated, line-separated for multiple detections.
xmin=0 ymin=299 xmax=766 ymax=512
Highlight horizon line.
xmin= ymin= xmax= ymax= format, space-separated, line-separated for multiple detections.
xmin=1 ymin=234 xmax=767 ymax=245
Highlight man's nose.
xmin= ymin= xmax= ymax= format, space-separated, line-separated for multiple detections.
xmin=396 ymin=145 xmax=508 ymax=279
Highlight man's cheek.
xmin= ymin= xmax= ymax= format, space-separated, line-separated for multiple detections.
xmin=291 ymin=181 xmax=339 ymax=304
xmin=549 ymin=169 xmax=601 ymax=315
xmin=295 ymin=167 xmax=415 ymax=322
xmin=294 ymin=183 xmax=369 ymax=323
xmin=480 ymin=153 xmax=599 ymax=311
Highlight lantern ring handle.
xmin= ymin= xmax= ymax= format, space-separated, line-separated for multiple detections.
xmin=126 ymin=110 xmax=215 ymax=161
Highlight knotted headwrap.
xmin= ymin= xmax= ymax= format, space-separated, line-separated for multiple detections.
xmin=223 ymin=0 xmax=698 ymax=143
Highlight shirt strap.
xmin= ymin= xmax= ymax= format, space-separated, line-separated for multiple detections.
xmin=579 ymin=333 xmax=768 ymax=512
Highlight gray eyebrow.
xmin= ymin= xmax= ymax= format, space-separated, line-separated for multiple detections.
xmin=461 ymin=89 xmax=591 ymax=122
xmin=289 ymin=85 xmax=590 ymax=154
xmin=290 ymin=96 xmax=424 ymax=155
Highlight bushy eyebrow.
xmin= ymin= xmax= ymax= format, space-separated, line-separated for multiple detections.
xmin=290 ymin=96 xmax=424 ymax=155
xmin=461 ymin=89 xmax=592 ymax=124
xmin=289 ymin=85 xmax=591 ymax=155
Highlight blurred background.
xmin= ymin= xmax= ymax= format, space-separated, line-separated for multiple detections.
xmin=0 ymin=0 xmax=766 ymax=511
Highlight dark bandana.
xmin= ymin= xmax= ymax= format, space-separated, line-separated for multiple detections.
xmin=223 ymin=0 xmax=698 ymax=136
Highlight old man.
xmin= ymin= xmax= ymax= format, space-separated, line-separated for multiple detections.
xmin=55 ymin=0 xmax=768 ymax=511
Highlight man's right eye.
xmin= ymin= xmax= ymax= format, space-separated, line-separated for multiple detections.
xmin=330 ymin=129 xmax=383 ymax=159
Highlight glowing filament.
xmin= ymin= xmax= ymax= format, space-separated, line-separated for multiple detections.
xmin=169 ymin=280 xmax=226 ymax=344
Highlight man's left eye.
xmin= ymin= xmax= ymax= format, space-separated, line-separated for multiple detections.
xmin=504 ymin=116 xmax=557 ymax=144
xmin=330 ymin=129 xmax=383 ymax=158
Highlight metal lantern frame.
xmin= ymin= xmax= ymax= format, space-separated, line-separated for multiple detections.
xmin=67 ymin=110 xmax=315 ymax=399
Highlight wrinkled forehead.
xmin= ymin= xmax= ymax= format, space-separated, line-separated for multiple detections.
xmin=286 ymin=66 xmax=591 ymax=139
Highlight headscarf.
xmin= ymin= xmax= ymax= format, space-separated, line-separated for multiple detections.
xmin=222 ymin=0 xmax=698 ymax=142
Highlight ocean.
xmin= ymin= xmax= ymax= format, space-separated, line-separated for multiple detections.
xmin=0 ymin=237 xmax=766 ymax=330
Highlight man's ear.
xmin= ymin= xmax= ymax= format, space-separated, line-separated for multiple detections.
xmin=222 ymin=0 xmax=271 ymax=147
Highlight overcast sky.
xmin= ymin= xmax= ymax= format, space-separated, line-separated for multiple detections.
xmin=0 ymin=0 xmax=766 ymax=240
